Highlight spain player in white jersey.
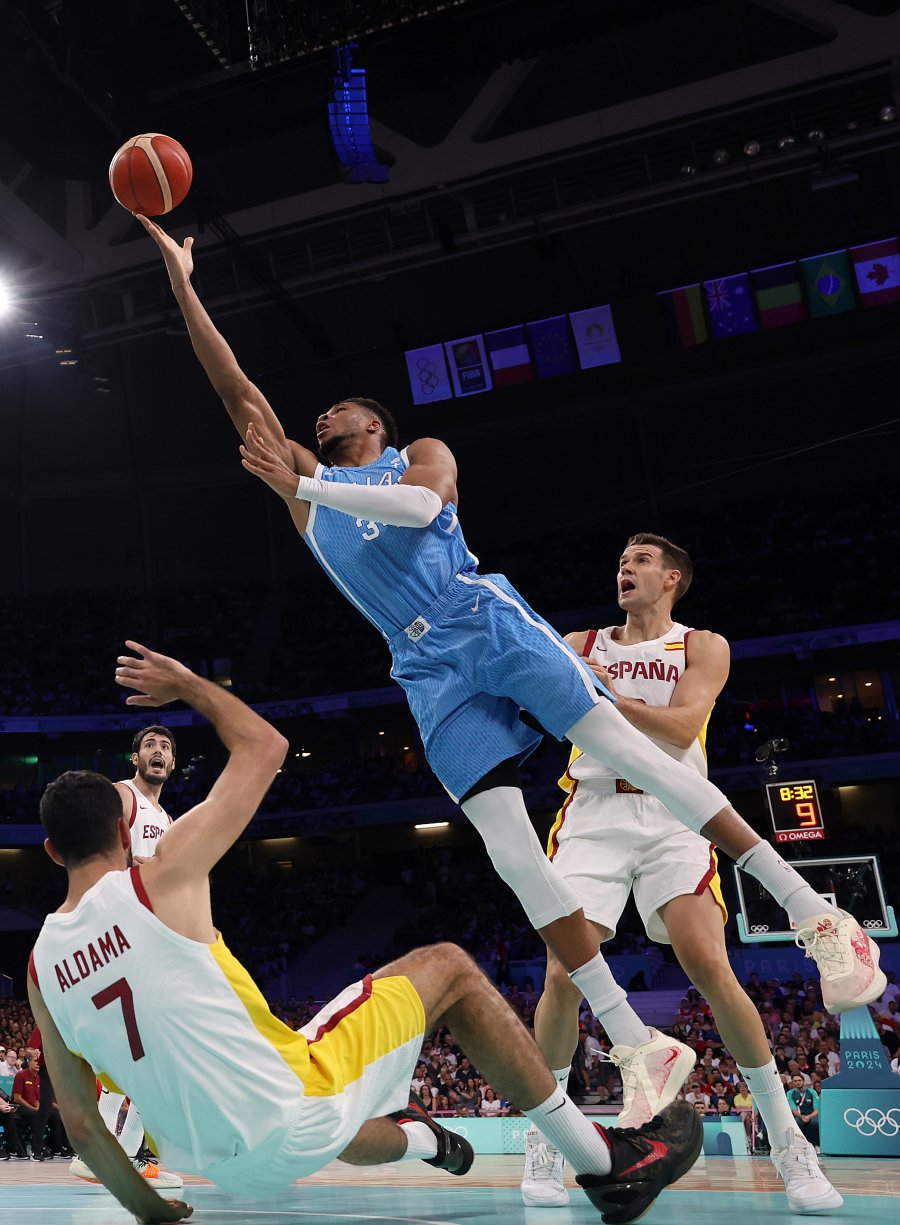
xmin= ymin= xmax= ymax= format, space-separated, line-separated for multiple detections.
xmin=521 ymin=535 xmax=842 ymax=1214
xmin=137 ymin=213 xmax=883 ymax=1086
xmin=70 ymin=726 xmax=181 ymax=1192
xmin=117 ymin=727 xmax=175 ymax=862
xmin=29 ymin=643 xmax=706 ymax=1224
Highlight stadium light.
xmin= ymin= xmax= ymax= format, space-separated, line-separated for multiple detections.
xmin=0 ymin=281 xmax=13 ymax=317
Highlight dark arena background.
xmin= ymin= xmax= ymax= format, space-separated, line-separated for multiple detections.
xmin=0 ymin=1 xmax=899 ymax=1221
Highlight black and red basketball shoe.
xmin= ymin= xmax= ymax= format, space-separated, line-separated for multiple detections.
xmin=576 ymin=1100 xmax=702 ymax=1223
xmin=389 ymin=1090 xmax=475 ymax=1176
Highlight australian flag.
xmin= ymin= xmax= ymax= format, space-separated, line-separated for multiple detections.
xmin=703 ymin=273 xmax=757 ymax=339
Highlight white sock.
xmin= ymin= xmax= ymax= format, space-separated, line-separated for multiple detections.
xmin=570 ymin=951 xmax=653 ymax=1048
xmin=553 ymin=1066 xmax=571 ymax=1089
xmin=737 ymin=1060 xmax=803 ymax=1149
xmin=532 ymin=1068 xmax=575 ymax=1146
xmin=528 ymin=1087 xmax=611 ymax=1176
xmin=398 ymin=1120 xmax=438 ymax=1160
xmin=736 ymin=842 xmax=840 ymax=925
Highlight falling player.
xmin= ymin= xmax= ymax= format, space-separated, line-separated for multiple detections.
xmin=519 ymin=534 xmax=842 ymax=1214
xmin=139 ymin=215 xmax=885 ymax=1078
xmin=30 ymin=643 xmax=702 ymax=1224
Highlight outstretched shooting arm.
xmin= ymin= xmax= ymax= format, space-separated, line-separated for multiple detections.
xmin=138 ymin=215 xmax=317 ymax=478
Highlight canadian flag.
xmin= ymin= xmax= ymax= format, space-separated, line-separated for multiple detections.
xmin=849 ymin=238 xmax=900 ymax=307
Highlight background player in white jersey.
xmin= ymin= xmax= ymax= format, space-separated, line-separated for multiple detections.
xmin=29 ymin=643 xmax=703 ymax=1225
xmin=521 ymin=535 xmax=842 ymax=1214
xmin=70 ymin=725 xmax=180 ymax=1191
xmin=116 ymin=727 xmax=175 ymax=862
xmin=138 ymin=215 xmax=883 ymax=1065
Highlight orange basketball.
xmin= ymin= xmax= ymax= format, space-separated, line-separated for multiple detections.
xmin=108 ymin=133 xmax=192 ymax=216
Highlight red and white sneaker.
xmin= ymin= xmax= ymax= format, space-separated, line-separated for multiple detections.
xmin=610 ymin=1028 xmax=696 ymax=1130
xmin=794 ymin=911 xmax=886 ymax=1014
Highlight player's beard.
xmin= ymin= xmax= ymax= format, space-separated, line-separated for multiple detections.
xmin=317 ymin=431 xmax=349 ymax=461
xmin=138 ymin=762 xmax=171 ymax=786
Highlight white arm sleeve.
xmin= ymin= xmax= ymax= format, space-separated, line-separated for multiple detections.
xmin=294 ymin=475 xmax=443 ymax=528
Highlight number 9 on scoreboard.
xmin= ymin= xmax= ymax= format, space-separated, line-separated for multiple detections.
xmin=765 ymin=779 xmax=826 ymax=843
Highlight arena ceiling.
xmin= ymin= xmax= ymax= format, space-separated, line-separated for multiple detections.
xmin=2 ymin=0 xmax=900 ymax=331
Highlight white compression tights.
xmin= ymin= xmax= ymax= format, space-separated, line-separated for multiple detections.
xmin=566 ymin=700 xmax=728 ymax=834
xmin=460 ymin=785 xmax=582 ymax=929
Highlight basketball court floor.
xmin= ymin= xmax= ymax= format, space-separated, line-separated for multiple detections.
xmin=3 ymin=1152 xmax=898 ymax=1223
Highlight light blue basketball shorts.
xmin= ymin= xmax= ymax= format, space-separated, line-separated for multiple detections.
xmin=388 ymin=571 xmax=612 ymax=802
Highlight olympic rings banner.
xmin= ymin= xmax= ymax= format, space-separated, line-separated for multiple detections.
xmin=820 ymin=1004 xmax=900 ymax=1156
xmin=404 ymin=343 xmax=454 ymax=406
xmin=821 ymin=1090 xmax=900 ymax=1156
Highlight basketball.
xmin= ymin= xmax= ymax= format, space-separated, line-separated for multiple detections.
xmin=108 ymin=133 xmax=192 ymax=216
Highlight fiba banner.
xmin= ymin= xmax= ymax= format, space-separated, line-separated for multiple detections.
xmin=569 ymin=305 xmax=621 ymax=368
xmin=820 ymin=1005 xmax=900 ymax=1156
xmin=404 ymin=344 xmax=453 ymax=406
xmin=444 ymin=334 xmax=493 ymax=396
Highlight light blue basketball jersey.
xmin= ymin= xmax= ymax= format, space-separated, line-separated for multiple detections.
xmin=302 ymin=447 xmax=479 ymax=638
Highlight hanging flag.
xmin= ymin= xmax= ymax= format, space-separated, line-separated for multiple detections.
xmin=751 ymin=262 xmax=806 ymax=329
xmin=404 ymin=343 xmax=453 ymax=406
xmin=525 ymin=315 xmax=577 ymax=378
xmin=443 ymin=334 xmax=492 ymax=396
xmin=569 ymin=305 xmax=621 ymax=369
xmin=484 ymin=325 xmax=534 ymax=387
xmin=658 ymin=284 xmax=708 ymax=347
xmin=800 ymin=250 xmax=855 ymax=317
xmin=849 ymin=238 xmax=900 ymax=307
xmin=703 ymin=273 xmax=757 ymax=339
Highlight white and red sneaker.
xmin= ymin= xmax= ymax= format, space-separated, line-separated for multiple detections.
xmin=610 ymin=1028 xmax=696 ymax=1130
xmin=794 ymin=911 xmax=886 ymax=1014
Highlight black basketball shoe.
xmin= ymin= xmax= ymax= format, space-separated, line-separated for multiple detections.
xmin=389 ymin=1090 xmax=475 ymax=1176
xmin=575 ymin=1100 xmax=702 ymax=1224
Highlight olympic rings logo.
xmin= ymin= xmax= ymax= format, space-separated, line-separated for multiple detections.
xmin=843 ymin=1108 xmax=900 ymax=1136
xmin=750 ymin=924 xmax=770 ymax=933
xmin=416 ymin=357 xmax=440 ymax=394
xmin=863 ymin=920 xmax=885 ymax=928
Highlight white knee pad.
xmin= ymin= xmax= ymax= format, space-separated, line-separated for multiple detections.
xmin=461 ymin=786 xmax=582 ymax=929
xmin=566 ymin=702 xmax=728 ymax=835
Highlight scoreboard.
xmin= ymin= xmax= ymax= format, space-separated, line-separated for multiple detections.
xmin=765 ymin=779 xmax=826 ymax=844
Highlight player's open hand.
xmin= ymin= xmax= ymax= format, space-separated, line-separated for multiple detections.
xmin=240 ymin=422 xmax=299 ymax=500
xmin=115 ymin=641 xmax=193 ymax=707
xmin=135 ymin=214 xmax=194 ymax=288
xmin=136 ymin=1198 xmax=194 ymax=1224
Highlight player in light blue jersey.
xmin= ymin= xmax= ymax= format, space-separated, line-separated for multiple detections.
xmin=142 ymin=214 xmax=885 ymax=1052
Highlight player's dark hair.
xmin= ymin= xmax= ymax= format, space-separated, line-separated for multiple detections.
xmin=40 ymin=771 xmax=122 ymax=866
xmin=625 ymin=532 xmax=693 ymax=604
xmin=340 ymin=397 xmax=400 ymax=451
xmin=131 ymin=725 xmax=176 ymax=757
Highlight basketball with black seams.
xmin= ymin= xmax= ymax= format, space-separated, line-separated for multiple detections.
xmin=109 ymin=134 xmax=192 ymax=216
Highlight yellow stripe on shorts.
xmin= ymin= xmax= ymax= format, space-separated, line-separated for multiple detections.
xmin=210 ymin=934 xmax=312 ymax=1083
xmin=304 ymin=975 xmax=425 ymax=1098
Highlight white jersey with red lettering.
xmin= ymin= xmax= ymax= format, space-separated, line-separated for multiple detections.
xmin=30 ymin=867 xmax=424 ymax=1192
xmin=545 ymin=621 xmax=726 ymax=945
xmin=120 ymin=779 xmax=172 ymax=859
xmin=567 ymin=621 xmax=709 ymax=784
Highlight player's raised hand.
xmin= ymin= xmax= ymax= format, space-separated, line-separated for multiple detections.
xmin=240 ymin=422 xmax=299 ymax=500
xmin=135 ymin=214 xmax=194 ymax=289
xmin=115 ymin=641 xmax=194 ymax=707
xmin=136 ymin=1198 xmax=194 ymax=1224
